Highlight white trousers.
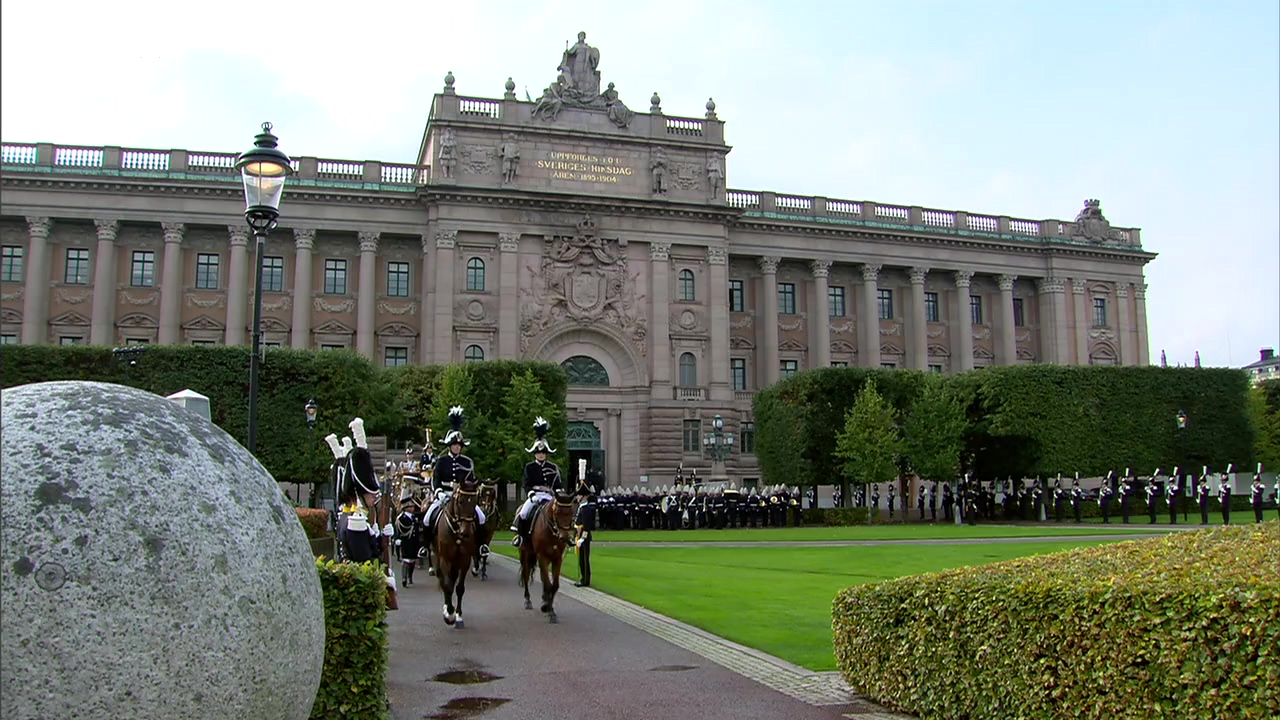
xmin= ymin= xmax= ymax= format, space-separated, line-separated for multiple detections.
xmin=516 ymin=491 xmax=554 ymax=521
xmin=427 ymin=493 xmax=487 ymax=525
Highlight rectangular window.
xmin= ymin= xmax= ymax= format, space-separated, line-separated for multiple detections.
xmin=384 ymin=347 xmax=409 ymax=367
xmin=64 ymin=248 xmax=90 ymax=285
xmin=320 ymin=344 xmax=345 ymax=351
xmin=195 ymin=253 xmax=220 ymax=290
xmin=831 ymin=361 xmax=848 ymax=368
xmin=925 ymin=292 xmax=940 ymax=323
xmin=1 ymin=246 xmax=23 ymax=282
xmin=970 ymin=295 xmax=984 ymax=325
xmin=323 ymin=259 xmax=347 ymax=295
xmin=728 ymin=279 xmax=744 ymax=312
xmin=1012 ymin=298 xmax=1025 ymax=328
xmin=780 ymin=359 xmax=798 ymax=379
xmin=682 ymin=419 xmax=701 ymax=453
xmin=262 ymin=256 xmax=284 ymax=293
xmin=1092 ymin=297 xmax=1108 ymax=327
xmin=125 ymin=338 xmax=148 ymax=345
xmin=877 ymin=288 xmax=894 ymax=320
xmin=828 ymin=286 xmax=846 ymax=317
xmin=387 ymin=262 xmax=410 ymax=297
xmin=929 ymin=364 xmax=943 ymax=373
xmin=264 ymin=342 xmax=282 ymax=349
xmin=0 ymin=334 xmax=17 ymax=344
xmin=191 ymin=340 xmax=216 ymax=346
xmin=881 ymin=362 xmax=897 ymax=369
xmin=130 ymin=251 xmax=155 ymax=287
xmin=778 ymin=283 xmax=796 ymax=315
xmin=740 ymin=422 xmax=756 ymax=454
xmin=731 ymin=358 xmax=747 ymax=390
xmin=59 ymin=336 xmax=83 ymax=345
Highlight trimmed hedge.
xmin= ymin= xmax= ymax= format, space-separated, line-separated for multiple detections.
xmin=803 ymin=507 xmax=872 ymax=526
xmin=311 ymin=559 xmax=389 ymax=720
xmin=296 ymin=508 xmax=331 ymax=539
xmin=833 ymin=522 xmax=1280 ymax=719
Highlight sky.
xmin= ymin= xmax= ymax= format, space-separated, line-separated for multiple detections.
xmin=2 ymin=0 xmax=1276 ymax=368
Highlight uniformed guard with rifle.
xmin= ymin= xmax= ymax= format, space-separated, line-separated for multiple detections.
xmin=1250 ymin=464 xmax=1265 ymax=523
xmin=1197 ymin=467 xmax=1211 ymax=525
xmin=1218 ymin=465 xmax=1233 ymax=525
xmin=1071 ymin=475 xmax=1084 ymax=523
xmin=1167 ymin=467 xmax=1180 ymax=525
xmin=1098 ymin=471 xmax=1114 ymax=524
xmin=1146 ymin=469 xmax=1161 ymax=524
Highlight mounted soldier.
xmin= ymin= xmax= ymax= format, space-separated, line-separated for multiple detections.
xmin=425 ymin=407 xmax=490 ymax=559
xmin=510 ymin=416 xmax=564 ymax=547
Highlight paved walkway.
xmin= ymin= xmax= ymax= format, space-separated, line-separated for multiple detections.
xmin=387 ymin=554 xmax=911 ymax=720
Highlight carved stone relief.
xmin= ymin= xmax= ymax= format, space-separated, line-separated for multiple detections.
xmin=829 ymin=319 xmax=855 ymax=334
xmin=377 ymin=301 xmax=418 ymax=316
xmin=672 ymin=163 xmax=701 ymax=191
xmin=185 ymin=293 xmax=226 ymax=309
xmin=456 ymin=297 xmax=495 ymax=325
xmin=669 ymin=307 xmax=706 ymax=334
xmin=729 ymin=315 xmax=753 ymax=330
xmin=314 ymin=298 xmax=355 ymax=313
xmin=461 ymin=146 xmax=497 ymax=175
xmin=1 ymin=287 xmax=24 ymax=301
xmin=880 ymin=323 xmax=902 ymax=336
xmin=54 ymin=289 xmax=91 ymax=305
xmin=1015 ymin=331 xmax=1032 ymax=343
xmin=262 ymin=296 xmax=292 ymax=312
xmin=119 ymin=291 xmax=157 ymax=306
xmin=1089 ymin=328 xmax=1116 ymax=341
xmin=926 ymin=327 xmax=946 ymax=339
xmin=778 ymin=338 xmax=807 ymax=352
xmin=778 ymin=317 xmax=804 ymax=332
xmin=0 ymin=308 xmax=22 ymax=324
xmin=973 ymin=328 xmax=992 ymax=341
xmin=729 ymin=336 xmax=755 ymax=349
xmin=183 ymin=315 xmax=225 ymax=332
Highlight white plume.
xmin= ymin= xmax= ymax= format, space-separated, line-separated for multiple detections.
xmin=323 ymin=433 xmax=343 ymax=459
xmin=534 ymin=416 xmax=547 ymax=426
xmin=341 ymin=437 xmax=353 ymax=455
xmin=349 ymin=417 xmax=368 ymax=449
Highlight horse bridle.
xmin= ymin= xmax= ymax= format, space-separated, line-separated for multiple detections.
xmin=541 ymin=496 xmax=576 ymax=540
xmin=442 ymin=484 xmax=480 ymax=536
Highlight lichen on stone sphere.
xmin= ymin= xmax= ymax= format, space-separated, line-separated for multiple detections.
xmin=0 ymin=381 xmax=325 ymax=720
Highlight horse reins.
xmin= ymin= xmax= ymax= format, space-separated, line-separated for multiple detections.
xmin=541 ymin=498 xmax=575 ymax=540
xmin=443 ymin=485 xmax=480 ymax=537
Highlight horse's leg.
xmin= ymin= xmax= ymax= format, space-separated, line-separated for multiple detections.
xmin=538 ymin=554 xmax=554 ymax=615
xmin=547 ymin=552 xmax=563 ymax=624
xmin=520 ymin=545 xmax=533 ymax=610
xmin=453 ymin=560 xmax=467 ymax=629
xmin=437 ymin=553 xmax=456 ymax=626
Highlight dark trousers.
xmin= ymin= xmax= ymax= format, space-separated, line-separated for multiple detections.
xmin=1255 ymin=504 xmax=1265 ymax=523
xmin=1101 ymin=501 xmax=1111 ymax=523
xmin=577 ymin=533 xmax=592 ymax=586
xmin=1222 ymin=504 xmax=1231 ymax=525
xmin=1200 ymin=501 xmax=1209 ymax=525
xmin=1122 ymin=498 xmax=1131 ymax=523
xmin=1148 ymin=500 xmax=1158 ymax=524
xmin=1072 ymin=501 xmax=1082 ymax=523
xmin=1169 ymin=499 xmax=1178 ymax=524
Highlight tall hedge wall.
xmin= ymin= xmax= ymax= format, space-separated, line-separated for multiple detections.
xmin=754 ymin=365 xmax=1255 ymax=486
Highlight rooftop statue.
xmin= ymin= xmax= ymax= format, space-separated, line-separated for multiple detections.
xmin=531 ymin=32 xmax=632 ymax=128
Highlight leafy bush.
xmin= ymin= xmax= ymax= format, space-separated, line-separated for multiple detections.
xmin=310 ymin=559 xmax=389 ymax=720
xmin=833 ymin=523 xmax=1280 ymax=719
xmin=803 ymin=507 xmax=871 ymax=526
xmin=295 ymin=508 xmax=331 ymax=539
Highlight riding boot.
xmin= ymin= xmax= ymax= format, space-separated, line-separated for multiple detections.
xmin=511 ymin=512 xmax=525 ymax=547
xmin=477 ymin=520 xmax=490 ymax=556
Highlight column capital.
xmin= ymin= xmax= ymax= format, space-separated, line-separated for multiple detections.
xmin=161 ymin=222 xmax=185 ymax=244
xmin=436 ymin=228 xmax=458 ymax=250
xmin=607 ymin=407 xmax=622 ymax=416
xmin=358 ymin=231 xmax=380 ymax=254
xmin=94 ymin=218 xmax=120 ymax=241
xmin=953 ymin=269 xmax=974 ymax=289
xmin=861 ymin=263 xmax=882 ymax=282
xmin=649 ymin=241 xmax=671 ymax=261
xmin=228 ymin=226 xmax=250 ymax=247
xmin=997 ymin=274 xmax=1017 ymax=292
xmin=707 ymin=246 xmax=728 ymax=265
xmin=758 ymin=255 xmax=780 ymax=274
xmin=26 ymin=217 xmax=52 ymax=239
xmin=499 ymin=232 xmax=521 ymax=252
xmin=1134 ymin=283 xmax=1148 ymax=300
xmin=810 ymin=259 xmax=832 ymax=278
xmin=1072 ymin=279 xmax=1087 ymax=294
xmin=1036 ymin=276 xmax=1065 ymax=294
xmin=1115 ymin=283 xmax=1130 ymax=298
xmin=293 ymin=228 xmax=315 ymax=250
xmin=908 ymin=267 xmax=929 ymax=285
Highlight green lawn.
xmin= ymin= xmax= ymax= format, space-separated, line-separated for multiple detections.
xmin=494 ymin=538 xmax=1123 ymax=671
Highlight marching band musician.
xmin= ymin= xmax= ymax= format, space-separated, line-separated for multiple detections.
xmin=1145 ymin=469 xmax=1161 ymax=524
xmin=1197 ymin=467 xmax=1211 ymax=525
xmin=1030 ymin=481 xmax=1043 ymax=522
xmin=1218 ymin=465 xmax=1233 ymax=525
xmin=510 ymin=416 xmax=563 ymax=547
xmin=1166 ymin=468 xmax=1180 ymax=525
xmin=1098 ymin=472 xmax=1114 ymax=524
xmin=833 ymin=485 xmax=843 ymax=509
xmin=1120 ymin=469 xmax=1134 ymax=524
xmin=1250 ymin=465 xmax=1265 ymax=523
xmin=1071 ymin=475 xmax=1084 ymax=523
xmin=426 ymin=406 xmax=490 ymax=557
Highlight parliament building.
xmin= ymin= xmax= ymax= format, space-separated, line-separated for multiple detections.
xmin=0 ymin=33 xmax=1155 ymax=488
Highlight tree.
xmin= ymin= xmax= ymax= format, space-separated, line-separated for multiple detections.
xmin=492 ymin=369 xmax=560 ymax=484
xmin=428 ymin=364 xmax=490 ymax=471
xmin=835 ymin=379 xmax=903 ymax=487
xmin=902 ymin=374 xmax=967 ymax=483
xmin=1249 ymin=381 xmax=1280 ymax=471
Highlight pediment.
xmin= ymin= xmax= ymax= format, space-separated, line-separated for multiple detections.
xmin=830 ymin=340 xmax=856 ymax=353
xmin=314 ymin=319 xmax=354 ymax=335
xmin=973 ymin=345 xmax=995 ymax=359
xmin=377 ymin=322 xmax=417 ymax=337
xmin=1089 ymin=341 xmax=1117 ymax=359
xmin=729 ymin=335 xmax=755 ymax=350
xmin=117 ymin=313 xmax=157 ymax=328
xmin=927 ymin=344 xmax=951 ymax=357
xmin=259 ymin=317 xmax=290 ymax=333
xmin=1016 ymin=347 xmax=1036 ymax=361
xmin=778 ymin=338 xmax=807 ymax=352
xmin=1 ymin=308 xmax=22 ymax=324
xmin=51 ymin=311 xmax=90 ymax=326
xmin=880 ymin=343 xmax=903 ymax=355
xmin=182 ymin=315 xmax=225 ymax=331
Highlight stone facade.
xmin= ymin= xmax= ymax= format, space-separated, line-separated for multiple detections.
xmin=0 ymin=34 xmax=1154 ymax=488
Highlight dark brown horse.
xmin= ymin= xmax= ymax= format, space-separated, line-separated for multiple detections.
xmin=472 ymin=481 xmax=498 ymax=581
xmin=433 ymin=478 xmax=481 ymax=628
xmin=518 ymin=490 xmax=577 ymax=623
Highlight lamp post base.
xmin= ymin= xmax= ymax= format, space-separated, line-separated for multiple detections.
xmin=709 ymin=460 xmax=728 ymax=483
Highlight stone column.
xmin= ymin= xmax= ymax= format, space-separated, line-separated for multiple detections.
xmin=290 ymin=229 xmax=315 ymax=349
xmin=608 ymin=408 xmax=622 ymax=490
xmin=1134 ymin=283 xmax=1150 ymax=366
xmin=157 ymin=222 xmax=185 ymax=345
xmin=650 ymin=242 xmax=672 ymax=388
xmin=90 ymin=219 xmax=119 ymax=346
xmin=860 ymin=264 xmax=882 ymax=368
xmin=810 ymin=259 xmax=832 ymax=369
xmin=498 ymin=232 xmax=520 ymax=359
xmin=758 ymin=256 xmax=780 ymax=386
xmin=21 ymin=217 xmax=52 ymax=345
xmin=225 ymin=226 xmax=250 ymax=346
xmin=432 ymin=229 xmax=457 ymax=363
xmin=1052 ymin=279 xmax=1070 ymax=365
xmin=1072 ymin=280 xmax=1088 ymax=366
xmin=356 ymin=231 xmax=379 ymax=359
xmin=707 ymin=246 xmax=731 ymax=398
xmin=1036 ymin=279 xmax=1057 ymax=364
xmin=908 ymin=267 xmax=929 ymax=370
xmin=952 ymin=270 xmax=975 ymax=372
xmin=997 ymin=274 xmax=1017 ymax=366
xmin=419 ymin=236 xmax=431 ymax=364
xmin=1116 ymin=283 xmax=1133 ymax=366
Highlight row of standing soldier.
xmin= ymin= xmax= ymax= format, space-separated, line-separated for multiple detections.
xmin=597 ymin=481 xmax=805 ymax=530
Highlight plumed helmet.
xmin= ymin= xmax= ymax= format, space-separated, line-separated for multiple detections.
xmin=525 ymin=416 xmax=556 ymax=454
xmin=441 ymin=406 xmax=469 ymax=447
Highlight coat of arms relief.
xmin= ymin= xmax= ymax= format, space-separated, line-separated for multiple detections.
xmin=519 ymin=214 xmax=648 ymax=355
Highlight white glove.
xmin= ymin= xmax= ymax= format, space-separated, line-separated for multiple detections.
xmin=368 ymin=524 xmax=380 ymax=537
xmin=395 ymin=539 xmax=402 ymax=546
xmin=385 ymin=572 xmax=397 ymax=591
xmin=382 ymin=523 xmax=394 ymax=537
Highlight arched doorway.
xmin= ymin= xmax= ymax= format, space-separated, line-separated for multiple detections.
xmin=566 ymin=421 xmax=603 ymax=487
xmin=562 ymin=355 xmax=610 ymax=386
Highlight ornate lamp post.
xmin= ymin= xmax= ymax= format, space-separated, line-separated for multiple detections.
xmin=702 ymin=414 xmax=735 ymax=482
xmin=1175 ymin=409 xmax=1188 ymax=520
xmin=235 ymin=122 xmax=293 ymax=455
xmin=302 ymin=398 xmax=318 ymax=506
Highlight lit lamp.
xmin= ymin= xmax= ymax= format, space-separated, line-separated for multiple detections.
xmin=235 ymin=122 xmax=294 ymax=455
xmin=1175 ymin=410 xmax=1188 ymax=431
xmin=305 ymin=398 xmax=318 ymax=429
xmin=1175 ymin=409 xmax=1189 ymax=520
xmin=703 ymin=414 xmax=735 ymax=482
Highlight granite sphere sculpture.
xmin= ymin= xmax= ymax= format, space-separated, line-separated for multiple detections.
xmin=0 ymin=381 xmax=325 ymax=720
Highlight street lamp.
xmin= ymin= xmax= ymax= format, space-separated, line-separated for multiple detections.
xmin=702 ymin=414 xmax=735 ymax=481
xmin=302 ymin=398 xmax=319 ymax=506
xmin=1175 ymin=409 xmax=1188 ymax=520
xmin=305 ymin=398 xmax=318 ymax=429
xmin=235 ymin=122 xmax=293 ymax=455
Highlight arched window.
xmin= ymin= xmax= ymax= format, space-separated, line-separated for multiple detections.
xmin=561 ymin=355 xmax=610 ymax=386
xmin=464 ymin=344 xmax=485 ymax=362
xmin=677 ymin=269 xmax=695 ymax=302
xmin=678 ymin=352 xmax=697 ymax=387
xmin=465 ymin=257 xmax=486 ymax=292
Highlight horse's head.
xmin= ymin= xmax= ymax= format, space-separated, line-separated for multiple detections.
xmin=447 ymin=478 xmax=482 ymax=524
xmin=478 ymin=481 xmax=498 ymax=514
xmin=545 ymin=490 xmax=577 ymax=543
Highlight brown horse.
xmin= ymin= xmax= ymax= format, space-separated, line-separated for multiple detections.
xmin=472 ymin=481 xmax=498 ymax=581
xmin=518 ymin=490 xmax=577 ymax=623
xmin=432 ymin=478 xmax=481 ymax=628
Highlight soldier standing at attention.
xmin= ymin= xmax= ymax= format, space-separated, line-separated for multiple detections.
xmin=942 ymin=483 xmax=954 ymax=522
xmin=1098 ymin=472 xmax=1114 ymax=524
xmin=1166 ymin=469 xmax=1180 ymax=525
xmin=573 ymin=490 xmax=596 ymax=587
xmin=1071 ymin=476 xmax=1084 ymax=523
xmin=871 ymin=485 xmax=881 ymax=519
xmin=1250 ymin=467 xmax=1265 ymax=523
xmin=1218 ymin=466 xmax=1233 ymax=525
xmin=928 ymin=482 xmax=937 ymax=521
xmin=1053 ymin=478 xmax=1065 ymax=523
xmin=833 ymin=485 xmax=843 ymax=509
xmin=1146 ymin=470 xmax=1161 ymax=524
xmin=1197 ymin=468 xmax=1211 ymax=525
xmin=887 ymin=483 xmax=896 ymax=520
xmin=917 ymin=482 xmax=926 ymax=521
xmin=1120 ymin=469 xmax=1134 ymax=524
